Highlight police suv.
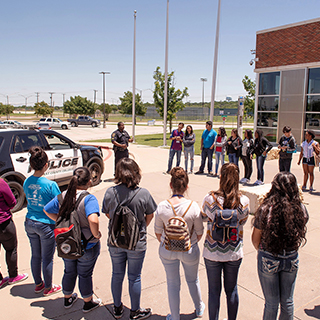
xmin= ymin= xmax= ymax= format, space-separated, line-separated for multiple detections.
xmin=0 ymin=128 xmax=104 ymax=212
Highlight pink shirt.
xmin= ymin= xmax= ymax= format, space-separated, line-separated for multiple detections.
xmin=0 ymin=179 xmax=16 ymax=224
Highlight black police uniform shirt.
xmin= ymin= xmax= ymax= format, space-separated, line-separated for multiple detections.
xmin=111 ymin=129 xmax=130 ymax=151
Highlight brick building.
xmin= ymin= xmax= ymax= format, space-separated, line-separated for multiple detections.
xmin=254 ymin=18 xmax=320 ymax=144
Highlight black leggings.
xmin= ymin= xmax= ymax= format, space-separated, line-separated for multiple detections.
xmin=0 ymin=219 xmax=18 ymax=279
xmin=242 ymin=156 xmax=252 ymax=180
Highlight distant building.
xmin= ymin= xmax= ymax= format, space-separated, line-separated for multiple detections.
xmin=254 ymin=18 xmax=320 ymax=144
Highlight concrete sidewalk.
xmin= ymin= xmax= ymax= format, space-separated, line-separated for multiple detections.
xmin=1 ymin=143 xmax=320 ymax=319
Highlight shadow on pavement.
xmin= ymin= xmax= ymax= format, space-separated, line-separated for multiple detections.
xmin=305 ymin=305 xmax=320 ymax=319
xmin=150 ymin=313 xmax=195 ymax=319
xmin=11 ymin=283 xmax=43 ymax=299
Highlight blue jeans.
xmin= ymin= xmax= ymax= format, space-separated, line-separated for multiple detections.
xmin=184 ymin=146 xmax=194 ymax=172
xmin=199 ymin=148 xmax=214 ymax=173
xmin=228 ymin=153 xmax=239 ymax=166
xmin=256 ymin=155 xmax=266 ymax=181
xmin=24 ymin=218 xmax=56 ymax=288
xmin=168 ymin=149 xmax=182 ymax=172
xmin=109 ymin=247 xmax=146 ymax=311
xmin=258 ymin=250 xmax=299 ymax=320
xmin=215 ymin=152 xmax=225 ymax=174
xmin=159 ymin=243 xmax=202 ymax=320
xmin=204 ymin=258 xmax=242 ymax=320
xmin=62 ymin=242 xmax=100 ymax=299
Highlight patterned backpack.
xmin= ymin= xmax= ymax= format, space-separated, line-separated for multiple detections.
xmin=164 ymin=200 xmax=193 ymax=252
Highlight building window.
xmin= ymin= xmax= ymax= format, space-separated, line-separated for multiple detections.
xmin=306 ymin=68 xmax=320 ymax=142
xmin=257 ymin=72 xmax=280 ymax=142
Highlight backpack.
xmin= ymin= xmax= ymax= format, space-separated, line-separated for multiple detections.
xmin=54 ymin=191 xmax=93 ymax=260
xmin=164 ymin=200 xmax=193 ymax=252
xmin=108 ymin=187 xmax=141 ymax=250
xmin=211 ymin=194 xmax=239 ymax=244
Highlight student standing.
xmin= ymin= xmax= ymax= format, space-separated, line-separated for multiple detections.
xmin=183 ymin=125 xmax=195 ymax=174
xmin=252 ymin=172 xmax=308 ymax=320
xmin=298 ymin=129 xmax=319 ymax=191
xmin=195 ymin=121 xmax=217 ymax=175
xmin=23 ymin=146 xmax=61 ymax=296
xmin=102 ymin=158 xmax=157 ymax=320
xmin=278 ymin=126 xmax=296 ymax=172
xmin=202 ymin=163 xmax=249 ymax=320
xmin=226 ymin=129 xmax=242 ymax=167
xmin=240 ymin=129 xmax=254 ymax=183
xmin=44 ymin=167 xmax=102 ymax=313
xmin=155 ymin=167 xmax=204 ymax=320
xmin=213 ymin=127 xmax=227 ymax=177
xmin=0 ymin=178 xmax=28 ymax=288
xmin=167 ymin=123 xmax=184 ymax=174
xmin=250 ymin=129 xmax=272 ymax=186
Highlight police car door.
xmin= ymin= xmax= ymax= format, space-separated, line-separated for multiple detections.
xmin=9 ymin=132 xmax=56 ymax=180
xmin=43 ymin=132 xmax=83 ymax=181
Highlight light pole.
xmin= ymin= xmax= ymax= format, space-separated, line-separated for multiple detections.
xmin=99 ymin=72 xmax=110 ymax=128
xmin=200 ymin=78 xmax=207 ymax=107
xmin=19 ymin=94 xmax=32 ymax=115
xmin=210 ymin=0 xmax=221 ymax=122
xmin=132 ymin=10 xmax=137 ymax=142
xmin=163 ymin=0 xmax=169 ymax=146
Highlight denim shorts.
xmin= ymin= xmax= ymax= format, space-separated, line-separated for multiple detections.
xmin=303 ymin=157 xmax=315 ymax=166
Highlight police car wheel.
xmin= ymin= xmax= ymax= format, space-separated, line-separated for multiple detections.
xmin=8 ymin=181 xmax=25 ymax=213
xmin=88 ymin=162 xmax=102 ymax=186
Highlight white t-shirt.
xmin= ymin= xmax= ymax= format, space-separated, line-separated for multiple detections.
xmin=154 ymin=199 xmax=204 ymax=246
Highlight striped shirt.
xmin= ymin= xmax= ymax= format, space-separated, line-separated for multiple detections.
xmin=301 ymin=139 xmax=317 ymax=159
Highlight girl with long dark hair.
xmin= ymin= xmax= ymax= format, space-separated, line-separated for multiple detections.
xmin=226 ymin=129 xmax=243 ymax=167
xmin=240 ymin=129 xmax=254 ymax=184
xmin=202 ymin=163 xmax=249 ymax=320
xmin=155 ymin=167 xmax=204 ymax=320
xmin=44 ymin=167 xmax=102 ymax=312
xmin=102 ymin=158 xmax=157 ymax=320
xmin=252 ymin=172 xmax=308 ymax=319
xmin=23 ymin=146 xmax=61 ymax=296
xmin=183 ymin=125 xmax=195 ymax=174
xmin=213 ymin=127 xmax=227 ymax=176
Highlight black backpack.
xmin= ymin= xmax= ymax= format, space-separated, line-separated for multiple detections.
xmin=55 ymin=191 xmax=93 ymax=259
xmin=108 ymin=187 xmax=140 ymax=250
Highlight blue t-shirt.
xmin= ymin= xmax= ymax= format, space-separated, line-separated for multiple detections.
xmin=202 ymin=129 xmax=217 ymax=149
xmin=44 ymin=193 xmax=100 ymax=249
xmin=23 ymin=176 xmax=61 ymax=224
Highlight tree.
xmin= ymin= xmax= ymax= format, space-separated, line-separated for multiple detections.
xmin=34 ymin=101 xmax=54 ymax=117
xmin=63 ymin=96 xmax=95 ymax=116
xmin=119 ymin=91 xmax=146 ymax=117
xmin=242 ymin=75 xmax=256 ymax=117
xmin=97 ymin=103 xmax=112 ymax=120
xmin=0 ymin=103 xmax=14 ymax=119
xmin=153 ymin=66 xmax=189 ymax=132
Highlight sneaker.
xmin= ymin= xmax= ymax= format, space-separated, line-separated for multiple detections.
xmin=188 ymin=171 xmax=193 ymax=174
xmin=130 ymin=308 xmax=152 ymax=320
xmin=8 ymin=273 xmax=28 ymax=285
xmin=64 ymin=293 xmax=78 ymax=309
xmin=194 ymin=171 xmax=204 ymax=175
xmin=208 ymin=172 xmax=214 ymax=176
xmin=196 ymin=301 xmax=205 ymax=318
xmin=302 ymin=186 xmax=307 ymax=191
xmin=166 ymin=315 xmax=173 ymax=320
xmin=310 ymin=186 xmax=315 ymax=192
xmin=113 ymin=302 xmax=124 ymax=319
xmin=83 ymin=298 xmax=102 ymax=313
xmin=0 ymin=277 xmax=9 ymax=289
xmin=35 ymin=281 xmax=45 ymax=293
xmin=258 ymin=180 xmax=264 ymax=185
xmin=239 ymin=177 xmax=246 ymax=183
xmin=43 ymin=284 xmax=62 ymax=296
xmin=253 ymin=180 xmax=260 ymax=186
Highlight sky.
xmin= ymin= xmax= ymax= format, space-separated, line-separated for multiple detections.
xmin=1 ymin=0 xmax=320 ymax=107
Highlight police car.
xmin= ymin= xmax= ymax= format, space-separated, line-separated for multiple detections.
xmin=0 ymin=128 xmax=104 ymax=212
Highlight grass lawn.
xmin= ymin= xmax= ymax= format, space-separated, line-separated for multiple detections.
xmin=85 ymin=128 xmax=252 ymax=156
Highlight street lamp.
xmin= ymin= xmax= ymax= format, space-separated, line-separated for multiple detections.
xmin=132 ymin=10 xmax=137 ymax=142
xmin=19 ymin=94 xmax=33 ymax=115
xmin=200 ymin=78 xmax=207 ymax=107
xmin=99 ymin=71 xmax=110 ymax=128
xmin=163 ymin=0 xmax=169 ymax=146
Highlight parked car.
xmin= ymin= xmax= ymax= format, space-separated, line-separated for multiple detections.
xmin=67 ymin=116 xmax=101 ymax=127
xmin=38 ymin=117 xmax=70 ymax=129
xmin=3 ymin=120 xmax=27 ymax=128
xmin=0 ymin=128 xmax=104 ymax=212
xmin=309 ymin=118 xmax=320 ymax=126
xmin=36 ymin=123 xmax=52 ymax=130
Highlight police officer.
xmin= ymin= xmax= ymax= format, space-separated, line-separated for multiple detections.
xmin=111 ymin=122 xmax=133 ymax=172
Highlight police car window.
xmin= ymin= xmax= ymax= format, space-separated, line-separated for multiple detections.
xmin=44 ymin=134 xmax=71 ymax=150
xmin=17 ymin=134 xmax=42 ymax=152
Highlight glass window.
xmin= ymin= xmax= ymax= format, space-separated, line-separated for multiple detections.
xmin=259 ymin=72 xmax=280 ymax=95
xmin=308 ymin=68 xmax=320 ymax=94
xmin=46 ymin=118 xmax=52 ymax=122
xmin=306 ymin=96 xmax=320 ymax=112
xmin=257 ymin=112 xmax=278 ymax=128
xmin=258 ymin=97 xmax=279 ymax=111
xmin=256 ymin=127 xmax=277 ymax=142
xmin=44 ymin=133 xmax=71 ymax=150
xmin=305 ymin=113 xmax=320 ymax=129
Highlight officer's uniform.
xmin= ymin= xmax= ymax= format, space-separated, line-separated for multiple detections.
xmin=111 ymin=129 xmax=130 ymax=171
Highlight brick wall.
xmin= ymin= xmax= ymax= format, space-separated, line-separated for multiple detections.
xmin=256 ymin=21 xmax=320 ymax=69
